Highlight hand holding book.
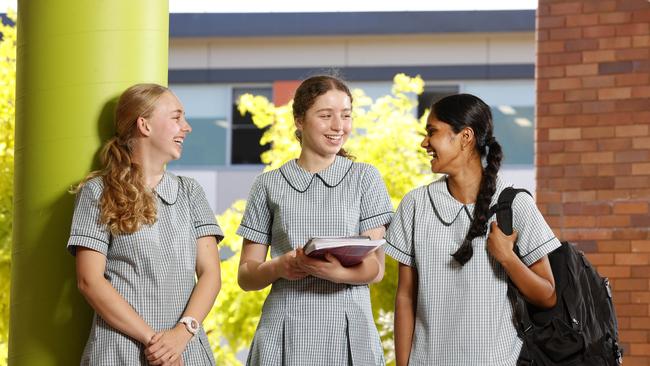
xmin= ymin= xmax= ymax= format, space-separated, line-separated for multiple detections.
xmin=303 ymin=236 xmax=386 ymax=267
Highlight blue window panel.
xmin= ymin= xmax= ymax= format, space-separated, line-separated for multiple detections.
xmin=491 ymin=106 xmax=534 ymax=165
xmin=168 ymin=117 xmax=228 ymax=167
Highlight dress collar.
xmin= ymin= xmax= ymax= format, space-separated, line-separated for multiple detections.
xmin=279 ymin=155 xmax=354 ymax=193
xmin=153 ymin=171 xmax=179 ymax=205
xmin=427 ymin=175 xmax=507 ymax=225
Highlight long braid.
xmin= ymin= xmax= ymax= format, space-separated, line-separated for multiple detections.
xmin=452 ymin=138 xmax=503 ymax=265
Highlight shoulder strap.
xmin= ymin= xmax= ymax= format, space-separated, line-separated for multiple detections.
xmin=489 ymin=187 xmax=532 ymax=236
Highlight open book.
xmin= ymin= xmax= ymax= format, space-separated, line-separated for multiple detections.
xmin=303 ymin=236 xmax=386 ymax=267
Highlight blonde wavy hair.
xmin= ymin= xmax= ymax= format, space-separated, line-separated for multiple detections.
xmin=75 ymin=83 xmax=170 ymax=235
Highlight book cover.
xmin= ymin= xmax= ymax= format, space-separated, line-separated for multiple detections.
xmin=303 ymin=236 xmax=386 ymax=267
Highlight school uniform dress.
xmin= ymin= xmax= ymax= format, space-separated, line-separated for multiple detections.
xmin=236 ymin=156 xmax=392 ymax=366
xmin=67 ymin=172 xmax=223 ymax=365
xmin=385 ymin=176 xmax=561 ymax=366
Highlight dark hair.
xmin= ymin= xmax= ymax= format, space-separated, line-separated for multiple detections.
xmin=431 ymin=93 xmax=503 ymax=265
xmin=292 ymin=75 xmax=352 ymax=158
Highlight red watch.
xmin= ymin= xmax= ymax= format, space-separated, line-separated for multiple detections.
xmin=178 ymin=316 xmax=199 ymax=336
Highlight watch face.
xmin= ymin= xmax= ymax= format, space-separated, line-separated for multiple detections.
xmin=190 ymin=318 xmax=199 ymax=330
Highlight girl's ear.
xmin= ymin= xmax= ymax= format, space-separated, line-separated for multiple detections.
xmin=137 ymin=116 xmax=151 ymax=136
xmin=294 ymin=117 xmax=304 ymax=133
xmin=460 ymin=127 xmax=475 ymax=150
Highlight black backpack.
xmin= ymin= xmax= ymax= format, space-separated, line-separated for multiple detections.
xmin=490 ymin=187 xmax=624 ymax=366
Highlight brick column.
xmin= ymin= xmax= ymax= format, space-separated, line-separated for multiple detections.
xmin=536 ymin=0 xmax=650 ymax=363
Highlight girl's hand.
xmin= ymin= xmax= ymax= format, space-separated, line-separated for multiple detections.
xmin=487 ymin=221 xmax=519 ymax=265
xmin=295 ymin=248 xmax=346 ymax=283
xmin=144 ymin=324 xmax=192 ymax=366
xmin=275 ymin=249 xmax=309 ymax=281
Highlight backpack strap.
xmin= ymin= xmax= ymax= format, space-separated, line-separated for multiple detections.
xmin=489 ymin=187 xmax=535 ymax=349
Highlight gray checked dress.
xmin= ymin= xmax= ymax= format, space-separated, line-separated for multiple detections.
xmin=385 ymin=176 xmax=561 ymax=366
xmin=67 ymin=172 xmax=223 ymax=365
xmin=236 ymin=156 xmax=393 ymax=366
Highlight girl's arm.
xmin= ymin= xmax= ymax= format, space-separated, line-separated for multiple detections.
xmin=395 ymin=263 xmax=417 ymax=366
xmin=488 ymin=221 xmax=557 ymax=308
xmin=238 ymin=239 xmax=308 ymax=291
xmin=146 ymin=236 xmax=221 ymax=365
xmin=75 ymin=247 xmax=155 ymax=345
xmin=295 ymin=226 xmax=386 ymax=285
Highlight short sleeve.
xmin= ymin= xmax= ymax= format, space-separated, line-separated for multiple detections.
xmin=67 ymin=181 xmax=110 ymax=256
xmin=186 ymin=177 xmax=224 ymax=242
xmin=359 ymin=165 xmax=393 ymax=233
xmin=512 ymin=192 xmax=561 ymax=266
xmin=384 ymin=192 xmax=416 ymax=267
xmin=236 ymin=175 xmax=272 ymax=245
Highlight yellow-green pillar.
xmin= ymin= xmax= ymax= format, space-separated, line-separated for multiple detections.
xmin=10 ymin=1 xmax=168 ymax=364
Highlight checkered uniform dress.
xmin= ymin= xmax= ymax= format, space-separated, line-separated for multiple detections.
xmin=67 ymin=172 xmax=223 ymax=365
xmin=385 ymin=176 xmax=561 ymax=366
xmin=237 ymin=156 xmax=393 ymax=366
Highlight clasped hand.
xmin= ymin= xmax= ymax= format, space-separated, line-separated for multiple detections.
xmin=487 ymin=221 xmax=519 ymax=265
xmin=276 ymin=248 xmax=346 ymax=283
xmin=144 ymin=324 xmax=192 ymax=366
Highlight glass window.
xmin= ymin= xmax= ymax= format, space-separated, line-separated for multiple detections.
xmin=231 ymin=87 xmax=273 ymax=164
xmin=491 ymin=105 xmax=534 ymax=165
xmin=417 ymin=85 xmax=459 ymax=118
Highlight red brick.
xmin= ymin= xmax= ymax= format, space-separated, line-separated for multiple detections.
xmin=617 ymin=124 xmax=650 ymax=137
xmin=548 ymin=52 xmax=582 ymax=65
xmin=565 ymin=38 xmax=599 ymax=51
xmin=632 ymin=241 xmax=650 ymax=253
xmin=618 ymin=99 xmax=650 ymax=112
xmin=564 ymin=202 xmax=611 ymax=215
xmin=599 ymin=87 xmax=632 ymax=100
xmin=630 ymin=343 xmax=650 ymax=355
xmin=565 ymin=140 xmax=597 ymax=152
xmin=615 ymin=202 xmax=649 ymax=215
xmin=581 ymin=176 xmax=616 ymax=190
xmin=598 ymin=240 xmax=631 ymax=253
xmin=549 ymin=152 xmax=581 ymax=165
xmin=583 ymin=25 xmax=617 ymax=38
xmin=598 ymin=215 xmax=632 ymax=228
xmin=632 ymin=86 xmax=650 ymax=98
xmin=633 ymin=137 xmax=650 ymax=149
xmin=620 ymin=330 xmax=648 ymax=343
xmin=581 ymin=151 xmax=613 ymax=165
xmin=561 ymin=190 xmax=596 ymax=203
xmin=538 ymin=141 xmax=565 ymax=154
xmin=588 ymin=253 xmax=615 ymax=265
xmin=583 ymin=51 xmax=615 ymax=65
xmin=618 ymin=304 xmax=649 ymax=316
xmin=614 ymin=279 xmax=648 ymax=291
xmin=582 ymin=100 xmax=617 ymax=114
xmin=548 ymin=77 xmax=582 ymax=90
xmin=537 ymin=66 xmax=565 ymax=78
xmin=599 ymin=36 xmax=633 ymax=49
xmin=582 ymin=75 xmax=617 ymax=88
xmin=548 ymin=102 xmax=582 ymax=115
xmin=617 ymin=73 xmax=650 ymax=86
xmin=597 ymin=112 xmax=634 ymax=126
xmin=564 ymin=114 xmax=598 ymax=127
xmin=566 ymin=13 xmax=599 ymax=27
xmin=632 ymin=215 xmax=650 ymax=227
xmin=616 ymin=150 xmax=649 ymax=163
xmin=599 ymin=265 xmax=632 ymax=278
xmin=633 ymin=112 xmax=650 ymax=124
xmin=632 ymin=266 xmax=650 ymax=278
xmin=549 ymin=127 xmax=581 ymax=140
xmin=538 ymin=165 xmax=564 ymax=178
xmin=633 ymin=35 xmax=650 ymax=48
xmin=617 ymin=23 xmax=650 ymax=36
xmin=598 ymin=138 xmax=634 ymax=151
xmin=564 ymin=215 xmax=596 ymax=227
xmin=537 ymin=191 xmax=562 ymax=203
xmin=550 ymin=27 xmax=582 ymax=40
xmin=565 ymin=64 xmax=598 ymax=77
xmin=582 ymin=126 xmax=615 ymax=139
xmin=631 ymin=292 xmax=650 ymax=303
xmin=632 ymin=163 xmax=650 ymax=175
xmin=599 ymin=12 xmax=633 ymax=24
xmin=549 ymin=2 xmax=582 ymax=15
xmin=616 ymin=176 xmax=650 ymax=189
xmin=536 ymin=116 xmax=564 ymax=128
xmin=617 ymin=48 xmax=650 ymax=61
xmin=599 ymin=61 xmax=635 ymax=74
xmin=616 ymin=253 xmax=650 ymax=265
xmin=597 ymin=163 xmax=633 ymax=177
xmin=538 ymin=15 xmax=566 ymax=29
xmin=619 ymin=0 xmax=650 ymax=12
xmin=631 ymin=7 xmax=650 ymax=21
xmin=613 ymin=228 xmax=650 ymax=240
xmin=538 ymin=40 xmax=566 ymax=53
xmin=583 ymin=1 xmax=616 ymax=13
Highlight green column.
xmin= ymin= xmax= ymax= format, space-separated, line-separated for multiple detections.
xmin=10 ymin=1 xmax=168 ymax=364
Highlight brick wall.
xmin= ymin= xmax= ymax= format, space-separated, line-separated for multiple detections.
xmin=536 ymin=0 xmax=650 ymax=363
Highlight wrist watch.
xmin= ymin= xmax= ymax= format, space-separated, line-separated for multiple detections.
xmin=178 ymin=316 xmax=200 ymax=336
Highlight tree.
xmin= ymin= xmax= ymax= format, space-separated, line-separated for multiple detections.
xmin=0 ymin=10 xmax=16 ymax=366
xmin=205 ymin=74 xmax=433 ymax=365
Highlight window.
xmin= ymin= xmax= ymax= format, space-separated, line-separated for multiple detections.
xmin=417 ymin=85 xmax=459 ymax=118
xmin=231 ymin=87 xmax=273 ymax=165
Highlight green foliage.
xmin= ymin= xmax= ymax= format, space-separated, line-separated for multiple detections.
xmin=0 ymin=10 xmax=16 ymax=366
xmin=206 ymin=74 xmax=433 ymax=364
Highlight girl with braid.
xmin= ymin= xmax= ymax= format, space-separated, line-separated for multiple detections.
xmin=385 ymin=94 xmax=560 ymax=365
